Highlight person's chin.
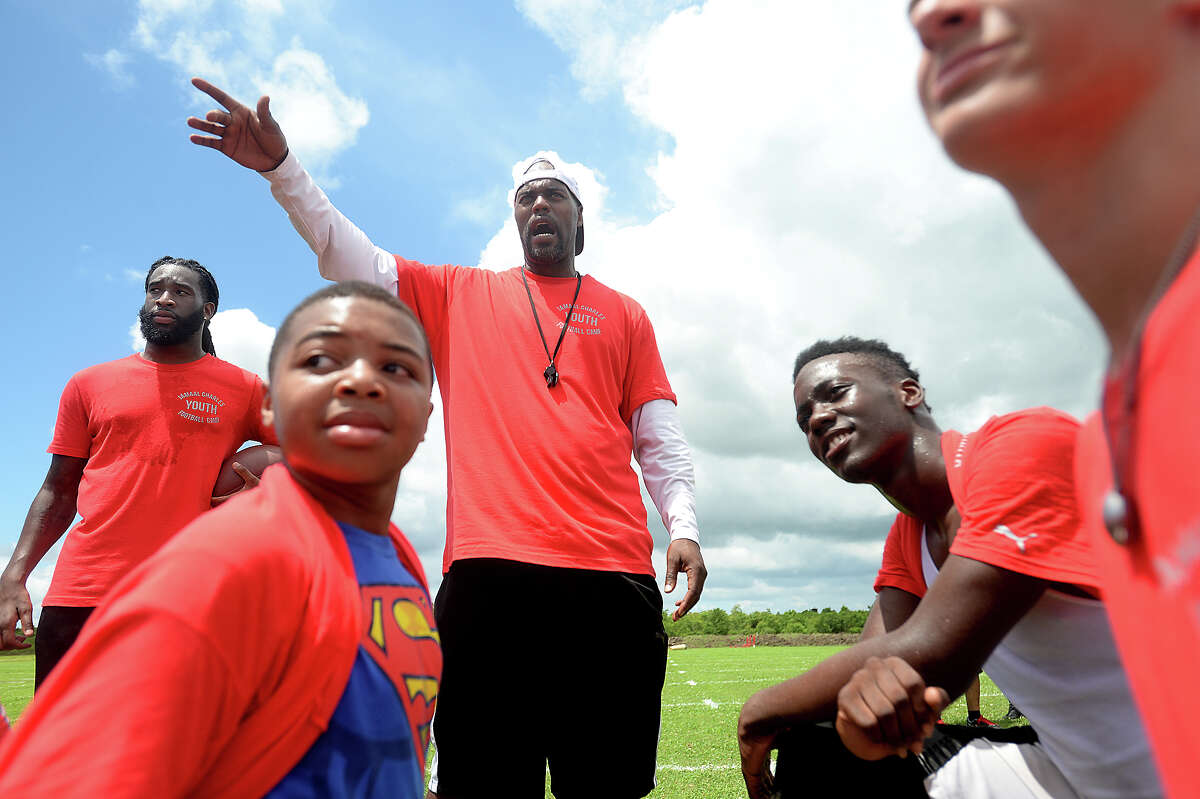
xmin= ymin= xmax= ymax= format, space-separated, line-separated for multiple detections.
xmin=525 ymin=244 xmax=565 ymax=263
xmin=831 ymin=455 xmax=872 ymax=485
xmin=933 ymin=90 xmax=1039 ymax=176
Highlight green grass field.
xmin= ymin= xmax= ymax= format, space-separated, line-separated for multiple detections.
xmin=0 ymin=652 xmax=34 ymax=722
xmin=1 ymin=646 xmax=1016 ymax=798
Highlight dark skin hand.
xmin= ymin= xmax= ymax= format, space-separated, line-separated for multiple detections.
xmin=737 ymin=555 xmax=1047 ymax=799
xmin=846 ymin=588 xmax=940 ymax=759
xmin=187 ymin=77 xmax=289 ymax=172
xmin=210 ymin=462 xmax=261 ymax=508
xmin=664 ymin=539 xmax=707 ymax=620
xmin=836 ymin=656 xmax=950 ymax=760
xmin=0 ymin=455 xmax=87 ymax=649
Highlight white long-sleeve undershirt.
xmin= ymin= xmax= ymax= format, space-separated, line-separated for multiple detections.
xmin=260 ymin=152 xmax=700 ymax=545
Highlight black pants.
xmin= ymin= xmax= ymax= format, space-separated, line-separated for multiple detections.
xmin=34 ymin=606 xmax=95 ymax=690
xmin=432 ymin=558 xmax=667 ymax=798
xmin=774 ymin=722 xmax=1040 ymax=798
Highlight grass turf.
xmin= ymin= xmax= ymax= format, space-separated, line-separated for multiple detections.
xmin=0 ymin=652 xmax=34 ymax=722
xmin=3 ymin=646 xmax=1019 ymax=797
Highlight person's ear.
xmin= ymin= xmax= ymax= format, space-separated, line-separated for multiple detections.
xmin=203 ymin=301 xmax=216 ymax=321
xmin=422 ymin=401 xmax=434 ymax=442
xmin=261 ymin=385 xmax=275 ymax=431
xmin=899 ymin=378 xmax=925 ymax=411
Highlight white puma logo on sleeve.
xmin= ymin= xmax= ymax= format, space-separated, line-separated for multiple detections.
xmin=994 ymin=524 xmax=1038 ymax=553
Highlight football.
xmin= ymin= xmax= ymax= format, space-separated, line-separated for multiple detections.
xmin=212 ymin=444 xmax=284 ymax=499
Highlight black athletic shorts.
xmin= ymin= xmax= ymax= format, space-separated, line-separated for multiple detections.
xmin=773 ymin=721 xmax=1040 ymax=798
xmin=34 ymin=605 xmax=95 ymax=690
xmin=431 ymin=558 xmax=668 ymax=798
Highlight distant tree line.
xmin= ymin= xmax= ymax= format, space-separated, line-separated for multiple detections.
xmin=663 ymin=605 xmax=871 ymax=637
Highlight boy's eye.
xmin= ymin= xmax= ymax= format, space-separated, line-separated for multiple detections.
xmin=304 ymin=354 xmax=334 ymax=369
xmin=383 ymin=361 xmax=414 ymax=377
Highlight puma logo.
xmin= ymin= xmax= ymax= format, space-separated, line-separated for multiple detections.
xmin=994 ymin=524 xmax=1037 ymax=553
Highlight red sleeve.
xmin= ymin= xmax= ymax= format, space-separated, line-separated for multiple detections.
xmin=47 ymin=375 xmax=91 ymax=458
xmin=619 ymin=303 xmax=677 ymax=422
xmin=393 ymin=256 xmax=453 ymax=336
xmin=0 ymin=490 xmax=316 ymax=797
xmin=874 ymin=514 xmax=926 ymax=598
xmin=0 ymin=554 xmax=257 ymax=796
xmin=947 ymin=409 xmax=1100 ymax=593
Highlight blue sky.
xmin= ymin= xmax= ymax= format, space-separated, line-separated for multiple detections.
xmin=1 ymin=1 xmax=1109 ymax=618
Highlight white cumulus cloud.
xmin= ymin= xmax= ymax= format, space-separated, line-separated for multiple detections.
xmin=126 ymin=0 xmax=368 ymax=178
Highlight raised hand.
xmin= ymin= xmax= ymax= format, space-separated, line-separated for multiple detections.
xmin=188 ymin=77 xmax=289 ymax=172
xmin=835 ymin=655 xmax=949 ymax=761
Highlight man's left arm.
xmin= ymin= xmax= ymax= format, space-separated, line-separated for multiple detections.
xmin=630 ymin=398 xmax=706 ymax=620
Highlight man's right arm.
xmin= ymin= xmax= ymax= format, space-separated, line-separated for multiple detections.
xmin=0 ymin=454 xmax=87 ymax=649
xmin=188 ymin=77 xmax=397 ymax=290
xmin=263 ymin=151 xmax=398 ymax=289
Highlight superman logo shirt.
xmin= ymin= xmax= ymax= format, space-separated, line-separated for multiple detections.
xmin=268 ymin=523 xmax=441 ymax=798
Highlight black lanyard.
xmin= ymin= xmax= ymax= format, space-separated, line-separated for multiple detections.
xmin=520 ymin=267 xmax=582 ymax=389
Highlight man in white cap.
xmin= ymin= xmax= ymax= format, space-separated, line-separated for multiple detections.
xmin=187 ymin=77 xmax=706 ymax=799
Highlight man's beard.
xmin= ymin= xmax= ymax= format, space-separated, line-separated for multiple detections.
xmin=527 ymin=240 xmax=567 ymax=262
xmin=138 ymin=305 xmax=206 ymax=346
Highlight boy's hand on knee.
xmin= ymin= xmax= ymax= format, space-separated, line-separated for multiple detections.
xmin=835 ymin=656 xmax=949 ymax=761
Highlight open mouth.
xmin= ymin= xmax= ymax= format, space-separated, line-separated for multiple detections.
xmin=824 ymin=429 xmax=852 ymax=461
xmin=531 ymin=219 xmax=556 ymax=238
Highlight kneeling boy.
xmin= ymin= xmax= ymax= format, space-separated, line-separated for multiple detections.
xmin=738 ymin=337 xmax=1158 ymax=799
xmin=0 ymin=281 xmax=440 ymax=798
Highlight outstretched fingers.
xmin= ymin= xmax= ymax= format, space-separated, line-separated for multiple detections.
xmin=191 ymin=76 xmax=243 ymax=111
xmin=187 ymin=117 xmax=226 ymax=137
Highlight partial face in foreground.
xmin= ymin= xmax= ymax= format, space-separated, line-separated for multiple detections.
xmin=793 ymin=353 xmax=923 ymax=483
xmin=265 ymin=296 xmax=434 ymax=488
xmin=909 ymin=0 xmax=1169 ymax=175
xmin=514 ymin=178 xmax=581 ymax=264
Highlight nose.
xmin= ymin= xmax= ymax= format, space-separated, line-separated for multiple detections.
xmin=531 ymin=192 xmax=551 ymax=213
xmin=335 ymin=358 xmax=384 ymax=398
xmin=909 ymin=0 xmax=981 ymax=51
xmin=153 ymin=290 xmax=174 ymax=307
xmin=808 ymin=402 xmax=836 ymax=442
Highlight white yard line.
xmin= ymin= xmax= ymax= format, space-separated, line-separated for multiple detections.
xmin=657 ymin=759 xmax=776 ymax=773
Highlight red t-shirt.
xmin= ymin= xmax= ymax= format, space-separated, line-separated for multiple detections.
xmin=394 ymin=259 xmax=676 ymax=575
xmin=45 ymin=354 xmax=273 ymax=605
xmin=875 ymin=408 xmax=1094 ymax=596
xmin=1075 ymin=248 xmax=1200 ymax=799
